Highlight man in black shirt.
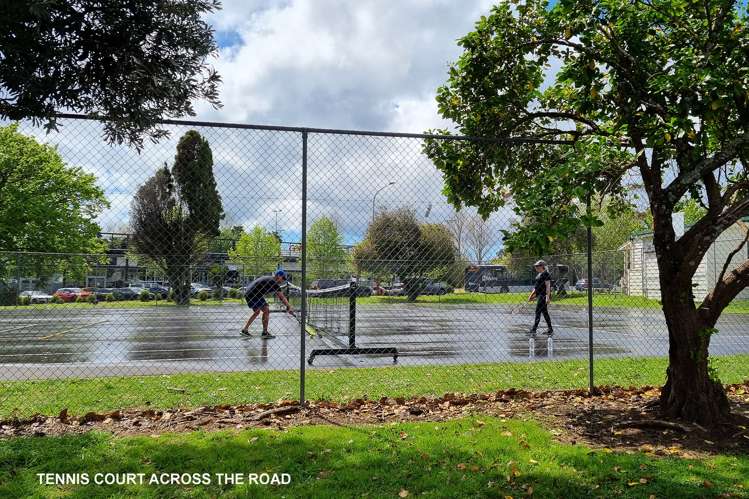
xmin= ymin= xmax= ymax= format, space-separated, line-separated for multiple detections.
xmin=527 ymin=260 xmax=553 ymax=338
xmin=241 ymin=270 xmax=294 ymax=339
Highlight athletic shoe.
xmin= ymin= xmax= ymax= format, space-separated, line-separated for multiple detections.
xmin=543 ymin=329 xmax=554 ymax=337
xmin=240 ymin=329 xmax=251 ymax=337
xmin=260 ymin=331 xmax=276 ymax=339
xmin=526 ymin=329 xmax=537 ymax=339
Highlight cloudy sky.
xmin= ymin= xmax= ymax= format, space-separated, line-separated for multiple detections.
xmin=18 ymin=0 xmax=522 ymax=260
xmin=197 ymin=0 xmax=497 ymax=132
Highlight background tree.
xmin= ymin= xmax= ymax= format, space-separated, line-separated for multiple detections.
xmin=0 ymin=0 xmax=221 ymax=148
xmin=0 ymin=124 xmax=108 ymax=301
xmin=130 ymin=131 xmax=223 ymax=305
xmin=228 ymin=226 xmax=282 ymax=278
xmin=353 ymin=209 xmax=456 ymax=300
xmin=212 ymin=226 xmax=245 ymax=253
xmin=424 ymin=0 xmax=749 ymax=425
xmin=308 ymin=217 xmax=348 ymax=280
xmin=445 ymin=210 xmax=468 ymax=258
xmin=420 ymin=223 xmax=459 ymax=285
xmin=465 ymin=215 xmax=493 ymax=264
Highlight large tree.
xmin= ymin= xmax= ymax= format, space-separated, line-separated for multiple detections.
xmin=308 ymin=217 xmax=349 ymax=280
xmin=353 ymin=209 xmax=457 ymax=300
xmin=424 ymin=0 xmax=749 ymax=425
xmin=130 ymin=131 xmax=223 ymax=304
xmin=0 ymin=124 xmax=108 ymax=297
xmin=0 ymin=0 xmax=221 ymax=147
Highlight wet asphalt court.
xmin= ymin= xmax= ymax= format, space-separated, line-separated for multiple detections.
xmin=0 ymin=302 xmax=747 ymax=380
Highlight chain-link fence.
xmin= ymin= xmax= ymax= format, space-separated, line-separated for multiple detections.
xmin=1 ymin=115 xmax=747 ymax=417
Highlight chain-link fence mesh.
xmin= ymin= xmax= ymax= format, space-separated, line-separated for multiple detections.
xmin=1 ymin=116 xmax=747 ymax=417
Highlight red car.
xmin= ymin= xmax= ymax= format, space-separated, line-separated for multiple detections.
xmin=53 ymin=287 xmax=82 ymax=302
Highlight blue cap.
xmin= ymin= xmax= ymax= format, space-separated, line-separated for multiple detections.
xmin=274 ymin=269 xmax=287 ymax=279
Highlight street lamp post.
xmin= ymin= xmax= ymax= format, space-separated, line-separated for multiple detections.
xmin=272 ymin=209 xmax=283 ymax=238
xmin=372 ymin=182 xmax=395 ymax=222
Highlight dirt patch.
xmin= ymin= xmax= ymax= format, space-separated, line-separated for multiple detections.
xmin=2 ymin=382 xmax=748 ymax=457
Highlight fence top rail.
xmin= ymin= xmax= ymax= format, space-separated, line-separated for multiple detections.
xmin=52 ymin=113 xmax=573 ymax=145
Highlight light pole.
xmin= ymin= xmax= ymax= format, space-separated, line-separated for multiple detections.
xmin=372 ymin=182 xmax=395 ymax=222
xmin=272 ymin=209 xmax=283 ymax=238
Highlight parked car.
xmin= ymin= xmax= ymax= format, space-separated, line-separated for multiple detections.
xmin=79 ymin=288 xmax=95 ymax=300
xmin=19 ymin=290 xmax=54 ymax=304
xmin=191 ymin=283 xmax=212 ymax=297
xmin=575 ymin=278 xmax=611 ymax=292
xmin=115 ymin=287 xmax=144 ymax=300
xmin=53 ymin=287 xmax=81 ymax=302
xmin=147 ymin=285 xmax=169 ymax=299
xmin=423 ymin=280 xmax=453 ymax=295
xmin=93 ymin=288 xmax=115 ymax=300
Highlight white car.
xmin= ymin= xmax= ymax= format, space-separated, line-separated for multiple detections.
xmin=190 ymin=283 xmax=212 ymax=296
xmin=19 ymin=290 xmax=54 ymax=304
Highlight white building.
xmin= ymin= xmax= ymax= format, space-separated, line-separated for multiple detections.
xmin=619 ymin=214 xmax=749 ymax=301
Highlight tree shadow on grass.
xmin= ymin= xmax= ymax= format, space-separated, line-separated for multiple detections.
xmin=565 ymin=396 xmax=749 ymax=457
xmin=0 ymin=417 xmax=746 ymax=498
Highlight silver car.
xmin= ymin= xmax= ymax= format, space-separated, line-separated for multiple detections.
xmin=19 ymin=290 xmax=54 ymax=304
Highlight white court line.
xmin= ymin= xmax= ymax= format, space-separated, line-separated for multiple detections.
xmin=0 ymin=324 xmax=39 ymax=334
xmin=38 ymin=319 xmax=110 ymax=341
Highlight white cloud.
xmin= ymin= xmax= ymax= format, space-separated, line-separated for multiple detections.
xmin=197 ymin=0 xmax=496 ymax=132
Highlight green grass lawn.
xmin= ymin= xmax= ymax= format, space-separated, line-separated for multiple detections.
xmin=359 ymin=292 xmax=749 ymax=313
xmin=0 ymin=416 xmax=746 ymax=498
xmin=6 ymin=297 xmax=247 ymax=310
xmin=7 ymin=292 xmax=749 ymax=313
xmin=2 ymin=355 xmax=747 ymax=418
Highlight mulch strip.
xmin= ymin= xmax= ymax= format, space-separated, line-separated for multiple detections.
xmin=2 ymin=382 xmax=748 ymax=457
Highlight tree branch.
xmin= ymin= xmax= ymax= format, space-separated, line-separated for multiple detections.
xmin=699 ymin=257 xmax=749 ymax=326
xmin=665 ymin=131 xmax=749 ymax=205
xmin=679 ymin=197 xmax=749 ymax=278
xmin=515 ymin=111 xmax=601 ymax=132
xmin=715 ymin=230 xmax=749 ymax=292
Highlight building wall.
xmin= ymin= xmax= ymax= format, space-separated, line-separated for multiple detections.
xmin=624 ymin=223 xmax=749 ymax=302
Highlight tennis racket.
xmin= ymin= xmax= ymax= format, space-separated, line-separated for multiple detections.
xmin=288 ymin=310 xmax=318 ymax=337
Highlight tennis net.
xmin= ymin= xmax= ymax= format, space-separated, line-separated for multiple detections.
xmin=285 ymin=282 xmax=355 ymax=337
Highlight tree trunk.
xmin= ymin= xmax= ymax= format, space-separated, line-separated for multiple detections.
xmin=658 ymin=290 xmax=730 ymax=425
xmin=167 ymin=258 xmax=191 ymax=306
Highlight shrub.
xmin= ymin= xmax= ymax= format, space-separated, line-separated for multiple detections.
xmin=87 ymin=294 xmax=98 ymax=304
xmin=168 ymin=289 xmax=175 ymax=301
xmin=213 ymin=288 xmax=224 ymax=300
xmin=18 ymin=295 xmax=31 ymax=306
xmin=105 ymin=293 xmax=115 ymax=302
xmin=76 ymin=295 xmax=87 ymax=303
xmin=197 ymin=290 xmax=209 ymax=301
xmin=228 ymin=288 xmax=239 ymax=299
xmin=112 ymin=292 xmax=123 ymax=301
xmin=139 ymin=290 xmax=152 ymax=301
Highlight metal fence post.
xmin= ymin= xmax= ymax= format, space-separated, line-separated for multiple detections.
xmin=299 ymin=131 xmax=309 ymax=406
xmin=15 ymin=252 xmax=21 ymax=305
xmin=586 ymin=192 xmax=594 ymax=393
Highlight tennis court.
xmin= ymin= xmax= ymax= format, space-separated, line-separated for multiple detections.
xmin=0 ymin=297 xmax=747 ymax=380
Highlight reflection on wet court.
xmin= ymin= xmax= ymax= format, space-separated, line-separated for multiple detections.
xmin=0 ymin=302 xmax=746 ymax=380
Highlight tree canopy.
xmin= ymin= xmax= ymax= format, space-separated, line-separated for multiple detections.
xmin=353 ymin=209 xmax=457 ymax=295
xmin=424 ymin=0 xmax=749 ymax=425
xmin=0 ymin=0 xmax=221 ymax=147
xmin=307 ymin=217 xmax=349 ymax=280
xmin=130 ymin=130 xmax=222 ymax=304
xmin=228 ymin=226 xmax=282 ymax=278
xmin=0 ymin=124 xmax=108 ymax=253
xmin=0 ymin=124 xmax=108 ymax=290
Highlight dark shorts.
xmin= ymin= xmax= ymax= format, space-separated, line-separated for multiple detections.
xmin=245 ymin=295 xmax=268 ymax=311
